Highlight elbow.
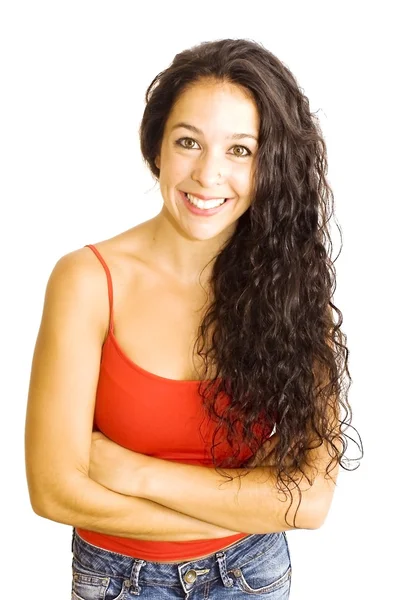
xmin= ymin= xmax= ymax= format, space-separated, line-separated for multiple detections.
xmin=29 ymin=488 xmax=63 ymax=520
xmin=26 ymin=470 xmax=87 ymax=521
xmin=27 ymin=482 xmax=64 ymax=520
xmin=301 ymin=465 xmax=338 ymax=529
xmin=30 ymin=497 xmax=52 ymax=519
xmin=301 ymin=504 xmax=327 ymax=530
xmin=302 ymin=492 xmax=335 ymax=530
xmin=26 ymin=472 xmax=52 ymax=517
xmin=26 ymin=481 xmax=43 ymax=516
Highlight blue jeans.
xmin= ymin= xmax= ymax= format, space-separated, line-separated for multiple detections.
xmin=71 ymin=528 xmax=292 ymax=599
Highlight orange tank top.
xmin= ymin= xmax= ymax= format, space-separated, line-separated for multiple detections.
xmin=76 ymin=244 xmax=273 ymax=561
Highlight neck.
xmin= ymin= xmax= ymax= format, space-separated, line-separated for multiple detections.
xmin=146 ymin=206 xmax=235 ymax=286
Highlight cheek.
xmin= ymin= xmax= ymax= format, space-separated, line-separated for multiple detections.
xmin=160 ymin=154 xmax=189 ymax=184
xmin=235 ymin=170 xmax=253 ymax=196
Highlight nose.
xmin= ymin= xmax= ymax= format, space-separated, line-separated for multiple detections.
xmin=191 ymin=152 xmax=228 ymax=189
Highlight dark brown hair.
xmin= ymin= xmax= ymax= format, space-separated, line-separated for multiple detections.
xmin=139 ymin=38 xmax=362 ymax=527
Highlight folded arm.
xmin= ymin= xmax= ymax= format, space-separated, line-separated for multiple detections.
xmin=31 ymin=470 xmax=240 ymax=541
xmin=89 ymin=429 xmax=340 ymax=534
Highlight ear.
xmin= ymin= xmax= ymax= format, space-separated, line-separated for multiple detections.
xmin=155 ymin=155 xmax=160 ymax=170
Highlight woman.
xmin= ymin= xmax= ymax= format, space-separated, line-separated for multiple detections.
xmin=25 ymin=38 xmax=360 ymax=599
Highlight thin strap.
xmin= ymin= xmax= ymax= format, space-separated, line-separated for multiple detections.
xmin=85 ymin=244 xmax=114 ymax=334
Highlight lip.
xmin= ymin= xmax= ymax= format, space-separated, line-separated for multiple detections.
xmin=183 ymin=191 xmax=231 ymax=201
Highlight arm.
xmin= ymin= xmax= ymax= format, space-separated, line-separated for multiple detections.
xmin=35 ymin=471 xmax=240 ymax=542
xmin=89 ymin=419 xmax=339 ymax=534
xmin=25 ymin=250 xmax=238 ymax=542
xmin=139 ymin=440 xmax=339 ymax=533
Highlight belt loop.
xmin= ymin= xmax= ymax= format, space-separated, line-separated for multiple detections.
xmin=128 ymin=559 xmax=146 ymax=595
xmin=71 ymin=527 xmax=75 ymax=553
xmin=216 ymin=551 xmax=234 ymax=587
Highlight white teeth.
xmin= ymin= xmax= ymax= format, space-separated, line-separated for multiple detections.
xmin=186 ymin=193 xmax=226 ymax=209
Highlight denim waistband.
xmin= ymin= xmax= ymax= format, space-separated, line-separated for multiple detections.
xmin=72 ymin=528 xmax=289 ymax=596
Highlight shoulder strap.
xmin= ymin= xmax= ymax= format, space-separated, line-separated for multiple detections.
xmin=85 ymin=244 xmax=114 ymax=335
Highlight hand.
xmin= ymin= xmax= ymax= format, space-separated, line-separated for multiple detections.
xmin=89 ymin=431 xmax=149 ymax=497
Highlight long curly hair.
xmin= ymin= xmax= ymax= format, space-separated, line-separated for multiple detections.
xmin=139 ymin=38 xmax=362 ymax=527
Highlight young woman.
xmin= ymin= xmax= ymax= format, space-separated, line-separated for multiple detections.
xmin=25 ymin=38 xmax=360 ymax=599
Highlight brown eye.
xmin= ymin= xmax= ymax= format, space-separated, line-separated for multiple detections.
xmin=232 ymin=145 xmax=250 ymax=157
xmin=176 ymin=137 xmax=199 ymax=150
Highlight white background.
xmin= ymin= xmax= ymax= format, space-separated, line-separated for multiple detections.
xmin=1 ymin=1 xmax=399 ymax=598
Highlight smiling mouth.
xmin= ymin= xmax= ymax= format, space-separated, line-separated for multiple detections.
xmin=183 ymin=192 xmax=228 ymax=208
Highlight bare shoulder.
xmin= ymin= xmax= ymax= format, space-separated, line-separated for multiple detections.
xmin=45 ymin=222 xmax=151 ymax=329
xmin=44 ymin=246 xmax=108 ymax=340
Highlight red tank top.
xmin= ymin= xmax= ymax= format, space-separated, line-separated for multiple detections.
xmin=76 ymin=244 xmax=274 ymax=561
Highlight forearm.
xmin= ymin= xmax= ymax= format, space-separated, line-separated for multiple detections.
xmin=136 ymin=458 xmax=337 ymax=534
xmin=32 ymin=472 xmax=240 ymax=541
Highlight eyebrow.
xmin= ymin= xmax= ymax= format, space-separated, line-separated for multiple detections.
xmin=171 ymin=122 xmax=259 ymax=142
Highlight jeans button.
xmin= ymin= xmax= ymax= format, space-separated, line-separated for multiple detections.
xmin=184 ymin=569 xmax=197 ymax=583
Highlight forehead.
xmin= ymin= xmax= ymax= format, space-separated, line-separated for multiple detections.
xmin=165 ymin=80 xmax=259 ymax=134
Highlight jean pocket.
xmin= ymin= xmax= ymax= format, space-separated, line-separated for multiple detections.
xmin=230 ymin=534 xmax=292 ymax=596
xmin=233 ymin=564 xmax=291 ymax=595
xmin=71 ymin=558 xmax=129 ymax=600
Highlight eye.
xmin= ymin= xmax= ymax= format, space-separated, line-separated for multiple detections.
xmin=230 ymin=145 xmax=252 ymax=158
xmin=175 ymin=137 xmax=252 ymax=157
xmin=175 ymin=137 xmax=200 ymax=150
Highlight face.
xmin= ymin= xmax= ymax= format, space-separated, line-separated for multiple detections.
xmin=155 ymin=79 xmax=259 ymax=242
